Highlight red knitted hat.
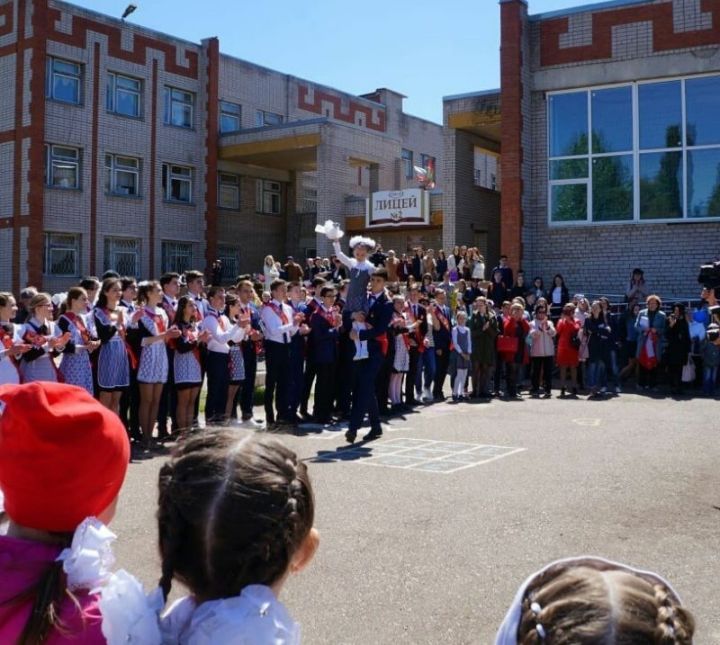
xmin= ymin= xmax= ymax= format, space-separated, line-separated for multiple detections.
xmin=0 ymin=382 xmax=129 ymax=532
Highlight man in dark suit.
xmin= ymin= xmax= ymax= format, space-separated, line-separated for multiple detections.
xmin=309 ymin=286 xmax=341 ymax=424
xmin=236 ymin=279 xmax=264 ymax=426
xmin=431 ymin=288 xmax=453 ymax=401
xmin=345 ymin=268 xmax=393 ymax=443
xmin=405 ymin=284 xmax=428 ymax=406
xmin=300 ymin=277 xmax=326 ymax=419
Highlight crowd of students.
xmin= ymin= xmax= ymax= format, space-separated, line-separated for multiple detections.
xmin=0 ymin=382 xmax=699 ymax=643
xmin=0 ymin=243 xmax=718 ymax=451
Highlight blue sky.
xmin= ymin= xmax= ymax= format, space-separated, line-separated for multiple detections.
xmin=73 ymin=0 xmax=593 ymax=123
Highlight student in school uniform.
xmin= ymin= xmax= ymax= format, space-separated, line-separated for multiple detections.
xmin=235 ymin=279 xmax=264 ymax=426
xmin=135 ymin=281 xmax=181 ymax=453
xmin=345 ymin=268 xmax=393 ymax=444
xmin=0 ymin=292 xmax=31 ymax=385
xmin=79 ymin=277 xmax=101 ymax=313
xmin=18 ymin=293 xmax=69 ymax=384
xmin=94 ymin=277 xmax=136 ymax=415
xmin=333 ymin=280 xmax=353 ymax=419
xmin=184 ymin=270 xmax=208 ymax=425
xmin=224 ymin=293 xmax=251 ymax=423
xmin=157 ymin=272 xmax=181 ymax=439
xmin=118 ymin=276 xmax=141 ymax=443
xmin=173 ymin=296 xmax=208 ymax=434
xmin=310 ymin=286 xmax=342 ymax=424
xmin=300 ymin=276 xmax=327 ymax=419
xmin=404 ymin=285 xmax=428 ymax=406
xmin=287 ymin=281 xmax=311 ymax=421
xmin=56 ymin=287 xmax=100 ymax=395
xmin=262 ymin=279 xmax=304 ymax=427
xmin=204 ymin=286 xmax=246 ymax=425
xmin=430 ymin=288 xmax=454 ymax=401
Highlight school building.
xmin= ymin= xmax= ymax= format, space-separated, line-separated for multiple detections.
xmin=0 ymin=0 xmax=444 ymax=293
xmin=492 ymin=0 xmax=720 ymax=298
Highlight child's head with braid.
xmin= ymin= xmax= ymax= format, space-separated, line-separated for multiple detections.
xmin=156 ymin=430 xmax=319 ymax=606
xmin=495 ymin=557 xmax=695 ymax=645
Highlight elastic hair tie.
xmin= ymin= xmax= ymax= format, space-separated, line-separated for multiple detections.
xmin=536 ymin=624 xmax=547 ymax=639
xmin=530 ymin=602 xmax=547 ymax=640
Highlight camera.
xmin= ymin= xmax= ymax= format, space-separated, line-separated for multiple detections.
xmin=698 ymin=261 xmax=720 ymax=289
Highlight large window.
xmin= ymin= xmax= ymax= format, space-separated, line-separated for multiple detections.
xmin=402 ymin=149 xmax=413 ymax=179
xmin=45 ymin=145 xmax=81 ymax=189
xmin=220 ymin=101 xmax=241 ymax=133
xmin=218 ymin=173 xmax=240 ymax=209
xmin=255 ymin=179 xmax=282 ymax=214
xmin=162 ymin=163 xmax=193 ymax=203
xmin=164 ymin=87 xmax=194 ymax=128
xmin=255 ymin=110 xmax=283 ymax=127
xmin=107 ymin=73 xmax=142 ymax=117
xmin=44 ymin=233 xmax=80 ymax=276
xmin=104 ymin=237 xmax=140 ymax=277
xmin=46 ymin=58 xmax=81 ymax=104
xmin=548 ymin=74 xmax=720 ymax=224
xmin=217 ymin=245 xmax=241 ymax=282
xmin=161 ymin=241 xmax=193 ymax=274
xmin=105 ymin=154 xmax=140 ymax=196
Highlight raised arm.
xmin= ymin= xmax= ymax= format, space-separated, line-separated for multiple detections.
xmin=332 ymin=240 xmax=355 ymax=269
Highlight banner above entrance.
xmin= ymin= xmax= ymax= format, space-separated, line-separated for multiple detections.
xmin=366 ymin=189 xmax=429 ymax=228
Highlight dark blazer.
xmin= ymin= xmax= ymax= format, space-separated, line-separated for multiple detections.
xmin=310 ymin=309 xmax=339 ymax=364
xmin=354 ymin=292 xmax=393 ymax=357
xmin=432 ymin=304 xmax=453 ymax=351
xmin=407 ymin=303 xmax=428 ymax=347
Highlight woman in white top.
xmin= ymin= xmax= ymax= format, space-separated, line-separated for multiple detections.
xmin=18 ymin=293 xmax=70 ymax=383
xmin=263 ymin=255 xmax=280 ymax=286
xmin=0 ymin=292 xmax=31 ymax=385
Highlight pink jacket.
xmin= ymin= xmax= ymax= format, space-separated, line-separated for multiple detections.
xmin=0 ymin=535 xmax=105 ymax=644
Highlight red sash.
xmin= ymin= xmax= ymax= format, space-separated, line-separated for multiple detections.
xmin=206 ymin=310 xmax=227 ymax=331
xmin=23 ymin=320 xmax=64 ymax=383
xmin=103 ymin=308 xmax=138 ymax=370
xmin=181 ymin=324 xmax=202 ymax=364
xmin=146 ymin=308 xmax=167 ymax=334
xmin=63 ymin=312 xmax=91 ymax=344
xmin=435 ymin=306 xmax=454 ymax=351
xmin=318 ymin=306 xmax=336 ymax=328
xmin=264 ymin=301 xmax=289 ymax=325
xmin=0 ymin=326 xmax=12 ymax=351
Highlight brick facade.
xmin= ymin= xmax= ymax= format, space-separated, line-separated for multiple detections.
xmin=501 ymin=0 xmax=720 ymax=300
xmin=0 ymin=0 xmax=443 ymax=292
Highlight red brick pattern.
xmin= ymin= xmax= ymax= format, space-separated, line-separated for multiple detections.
xmin=500 ymin=0 xmax=525 ymax=273
xmin=148 ymin=59 xmax=158 ymax=277
xmin=0 ymin=1 xmax=13 ymax=38
xmin=204 ymin=38 xmax=219 ymax=273
xmin=47 ymin=6 xmax=199 ymax=79
xmin=541 ymin=0 xmax=720 ymax=67
xmin=298 ymin=84 xmax=386 ymax=132
xmin=89 ymin=41 xmax=100 ymax=275
xmin=11 ymin=0 xmax=26 ymax=292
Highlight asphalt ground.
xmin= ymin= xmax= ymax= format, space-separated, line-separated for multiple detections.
xmin=113 ymin=391 xmax=720 ymax=644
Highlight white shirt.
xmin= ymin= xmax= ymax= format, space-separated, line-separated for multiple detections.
xmin=552 ymin=286 xmax=563 ymax=304
xmin=261 ymin=299 xmax=298 ymax=344
xmin=188 ymin=293 xmax=208 ymax=319
xmin=332 ymin=240 xmax=375 ymax=274
xmin=161 ymin=585 xmax=300 ymax=645
xmin=204 ymin=308 xmax=245 ymax=354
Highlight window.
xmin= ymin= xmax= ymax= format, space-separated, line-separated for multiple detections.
xmin=162 ymin=163 xmax=193 ymax=203
xmin=220 ymin=101 xmax=241 ymax=133
xmin=104 ymin=237 xmax=140 ymax=277
xmin=402 ymin=149 xmax=413 ymax=179
xmin=218 ymin=173 xmax=240 ymax=209
xmin=474 ymin=148 xmax=500 ymax=191
xmin=548 ymin=75 xmax=720 ymax=224
xmin=45 ymin=145 xmax=80 ymax=189
xmin=44 ymin=233 xmax=79 ymax=276
xmin=255 ymin=110 xmax=283 ymax=127
xmin=161 ymin=241 xmax=193 ymax=274
xmin=107 ymin=73 xmax=142 ymax=117
xmin=105 ymin=154 xmax=140 ymax=196
xmin=46 ymin=57 xmax=81 ymax=104
xmin=217 ymin=245 xmax=240 ymax=281
xmin=255 ymin=179 xmax=282 ymax=214
xmin=164 ymin=87 xmax=194 ymax=128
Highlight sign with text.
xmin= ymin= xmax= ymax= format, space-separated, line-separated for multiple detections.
xmin=366 ymin=189 xmax=429 ymax=228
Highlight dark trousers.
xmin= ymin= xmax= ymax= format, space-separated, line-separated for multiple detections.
xmin=638 ymin=365 xmax=658 ymax=388
xmin=472 ymin=361 xmax=493 ymax=396
xmin=375 ymin=355 xmax=391 ymax=413
xmin=265 ymin=341 xmax=291 ymax=423
xmin=531 ymin=356 xmax=554 ymax=393
xmin=205 ymin=350 xmax=229 ymax=423
xmin=494 ymin=356 xmax=505 ymax=394
xmin=288 ymin=347 xmax=305 ymax=415
xmin=157 ymin=347 xmax=177 ymax=435
xmin=334 ymin=338 xmax=353 ymax=416
xmin=405 ymin=348 xmax=421 ymax=403
xmin=349 ymin=353 xmax=383 ymax=433
xmin=301 ymin=361 xmax=317 ymax=415
xmin=313 ymin=362 xmax=335 ymax=422
xmin=505 ymin=361 xmax=520 ymax=396
xmin=239 ymin=343 xmax=257 ymax=419
xmin=119 ymin=368 xmax=141 ymax=441
xmin=433 ymin=347 xmax=450 ymax=398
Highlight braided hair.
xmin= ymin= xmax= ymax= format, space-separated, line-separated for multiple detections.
xmin=516 ymin=560 xmax=694 ymax=644
xmin=157 ymin=430 xmax=314 ymax=603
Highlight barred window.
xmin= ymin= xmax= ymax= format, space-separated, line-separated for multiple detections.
xmin=161 ymin=241 xmax=193 ymax=274
xmin=104 ymin=237 xmax=140 ymax=277
xmin=44 ymin=233 xmax=80 ymax=276
xmin=217 ymin=245 xmax=240 ymax=281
